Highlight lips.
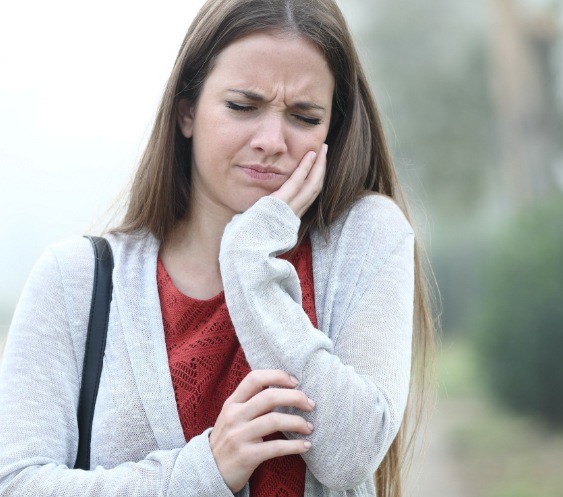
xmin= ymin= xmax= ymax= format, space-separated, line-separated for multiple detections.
xmin=238 ymin=164 xmax=286 ymax=182
xmin=240 ymin=164 xmax=283 ymax=174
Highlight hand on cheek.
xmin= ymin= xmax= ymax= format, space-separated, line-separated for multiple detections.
xmin=270 ymin=144 xmax=328 ymax=218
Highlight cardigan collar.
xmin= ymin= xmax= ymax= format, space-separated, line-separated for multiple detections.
xmin=109 ymin=231 xmax=186 ymax=449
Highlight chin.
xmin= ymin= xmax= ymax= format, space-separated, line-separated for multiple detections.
xmin=235 ymin=191 xmax=272 ymax=213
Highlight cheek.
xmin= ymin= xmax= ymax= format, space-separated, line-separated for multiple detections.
xmin=193 ymin=114 xmax=243 ymax=161
xmin=290 ymin=127 xmax=329 ymax=161
xmin=210 ymin=113 xmax=249 ymax=150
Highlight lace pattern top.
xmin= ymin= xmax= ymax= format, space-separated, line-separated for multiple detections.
xmin=158 ymin=237 xmax=318 ymax=497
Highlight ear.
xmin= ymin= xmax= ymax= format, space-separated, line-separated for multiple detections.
xmin=177 ymin=99 xmax=196 ymax=138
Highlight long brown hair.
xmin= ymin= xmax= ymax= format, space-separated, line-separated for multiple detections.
xmin=114 ymin=1 xmax=436 ymax=495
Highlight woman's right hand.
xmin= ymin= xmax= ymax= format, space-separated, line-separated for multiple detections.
xmin=270 ymin=144 xmax=328 ymax=218
xmin=209 ymin=370 xmax=315 ymax=493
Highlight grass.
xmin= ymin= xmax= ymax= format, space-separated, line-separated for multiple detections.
xmin=436 ymin=336 xmax=563 ymax=497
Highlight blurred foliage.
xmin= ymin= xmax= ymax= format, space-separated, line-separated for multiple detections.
xmin=346 ymin=0 xmax=563 ymax=336
xmin=346 ymin=0 xmax=499 ymax=332
xmin=435 ymin=338 xmax=563 ymax=497
xmin=352 ymin=0 xmax=497 ymax=223
xmin=473 ymin=194 xmax=563 ymax=426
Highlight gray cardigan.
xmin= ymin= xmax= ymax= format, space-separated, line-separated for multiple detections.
xmin=0 ymin=195 xmax=414 ymax=496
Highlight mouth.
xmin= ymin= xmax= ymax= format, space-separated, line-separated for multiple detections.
xmin=238 ymin=164 xmax=286 ymax=182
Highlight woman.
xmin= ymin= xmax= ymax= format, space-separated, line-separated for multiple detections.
xmin=0 ymin=0 xmax=435 ymax=496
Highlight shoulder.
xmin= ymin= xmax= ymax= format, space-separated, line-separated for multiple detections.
xmin=46 ymin=235 xmax=96 ymax=276
xmin=310 ymin=194 xmax=415 ymax=333
xmin=21 ymin=236 xmax=96 ymax=299
xmin=311 ymin=194 xmax=414 ymax=292
xmin=10 ymin=236 xmax=99 ymax=358
xmin=313 ymin=194 xmax=413 ymax=256
xmin=342 ymin=193 xmax=413 ymax=239
xmin=40 ymin=231 xmax=158 ymax=287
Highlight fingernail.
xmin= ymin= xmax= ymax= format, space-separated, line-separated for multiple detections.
xmin=304 ymin=441 xmax=312 ymax=449
xmin=307 ymin=422 xmax=314 ymax=431
xmin=290 ymin=375 xmax=299 ymax=385
xmin=308 ymin=398 xmax=316 ymax=408
xmin=324 ymin=143 xmax=328 ymax=154
xmin=310 ymin=151 xmax=317 ymax=162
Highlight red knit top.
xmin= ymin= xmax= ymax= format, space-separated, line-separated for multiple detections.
xmin=158 ymin=238 xmax=318 ymax=496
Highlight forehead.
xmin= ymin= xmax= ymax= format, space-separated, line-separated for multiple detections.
xmin=204 ymin=31 xmax=334 ymax=101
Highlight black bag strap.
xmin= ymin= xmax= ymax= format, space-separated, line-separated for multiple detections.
xmin=74 ymin=236 xmax=114 ymax=470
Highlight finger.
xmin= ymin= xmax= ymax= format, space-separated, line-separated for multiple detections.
xmin=285 ymin=143 xmax=327 ymax=217
xmin=226 ymin=369 xmax=299 ymax=405
xmin=246 ymin=411 xmax=314 ymax=440
xmin=293 ymin=144 xmax=327 ymax=210
xmin=243 ymin=387 xmax=315 ymax=419
xmin=271 ymin=151 xmax=317 ymax=201
xmin=252 ymin=438 xmax=312 ymax=464
xmin=307 ymin=143 xmax=327 ymax=187
xmin=289 ymin=150 xmax=318 ymax=188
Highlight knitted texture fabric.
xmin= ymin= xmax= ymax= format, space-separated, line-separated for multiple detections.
xmin=158 ymin=239 xmax=317 ymax=496
xmin=0 ymin=194 xmax=414 ymax=497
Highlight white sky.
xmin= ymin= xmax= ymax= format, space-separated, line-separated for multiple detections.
xmin=0 ymin=0 xmax=207 ymax=314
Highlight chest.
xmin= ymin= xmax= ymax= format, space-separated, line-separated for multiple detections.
xmin=158 ymin=240 xmax=319 ymax=440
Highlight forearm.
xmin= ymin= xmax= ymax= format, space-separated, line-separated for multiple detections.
xmin=0 ymin=432 xmax=231 ymax=497
xmin=219 ymin=196 xmax=414 ymax=489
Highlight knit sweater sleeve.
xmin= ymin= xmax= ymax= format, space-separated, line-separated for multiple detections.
xmin=0 ymin=247 xmax=234 ymax=497
xmin=219 ymin=195 xmax=414 ymax=491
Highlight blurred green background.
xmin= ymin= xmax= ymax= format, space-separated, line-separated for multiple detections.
xmin=340 ymin=0 xmax=563 ymax=495
xmin=1 ymin=1 xmax=562 ymax=496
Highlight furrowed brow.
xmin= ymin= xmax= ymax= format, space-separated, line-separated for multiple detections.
xmin=227 ymin=89 xmax=326 ymax=112
xmin=227 ymin=89 xmax=265 ymax=101
xmin=292 ymin=101 xmax=326 ymax=112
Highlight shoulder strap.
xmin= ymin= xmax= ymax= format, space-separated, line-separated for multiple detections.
xmin=74 ymin=236 xmax=114 ymax=470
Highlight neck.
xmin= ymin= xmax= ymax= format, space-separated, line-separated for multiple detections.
xmin=165 ymin=202 xmax=234 ymax=266
xmin=159 ymin=198 xmax=236 ymax=300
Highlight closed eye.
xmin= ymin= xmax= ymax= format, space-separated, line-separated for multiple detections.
xmin=293 ymin=115 xmax=322 ymax=126
xmin=227 ymin=101 xmax=322 ymax=126
xmin=226 ymin=101 xmax=255 ymax=112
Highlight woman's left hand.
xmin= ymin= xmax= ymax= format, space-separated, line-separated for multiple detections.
xmin=270 ymin=144 xmax=327 ymax=218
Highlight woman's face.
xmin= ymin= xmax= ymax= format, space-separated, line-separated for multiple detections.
xmin=177 ymin=31 xmax=335 ymax=219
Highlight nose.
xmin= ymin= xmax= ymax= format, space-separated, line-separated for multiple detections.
xmin=249 ymin=113 xmax=288 ymax=157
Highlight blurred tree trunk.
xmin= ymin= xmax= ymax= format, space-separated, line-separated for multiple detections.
xmin=487 ymin=0 xmax=560 ymax=208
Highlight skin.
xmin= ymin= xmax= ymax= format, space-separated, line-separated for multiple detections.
xmin=162 ymin=31 xmax=335 ymax=492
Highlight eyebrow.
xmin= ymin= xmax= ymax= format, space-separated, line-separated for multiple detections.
xmin=227 ymin=89 xmax=326 ymax=112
